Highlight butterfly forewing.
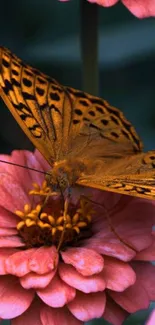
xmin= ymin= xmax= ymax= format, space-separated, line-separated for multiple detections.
xmin=0 ymin=47 xmax=73 ymax=163
xmin=1 ymin=46 xmax=155 ymax=201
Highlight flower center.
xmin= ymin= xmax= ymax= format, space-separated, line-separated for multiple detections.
xmin=15 ymin=181 xmax=92 ymax=250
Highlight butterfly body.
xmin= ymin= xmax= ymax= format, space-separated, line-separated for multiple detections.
xmin=1 ymin=46 xmax=155 ymax=200
xmin=47 ymin=158 xmax=88 ymax=191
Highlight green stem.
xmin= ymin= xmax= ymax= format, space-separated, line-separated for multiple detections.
xmin=80 ymin=0 xmax=99 ymax=96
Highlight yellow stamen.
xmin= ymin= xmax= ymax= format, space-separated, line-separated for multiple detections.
xmin=56 ymin=216 xmax=65 ymax=225
xmin=85 ymin=215 xmax=92 ymax=222
xmin=17 ymin=221 xmax=25 ymax=230
xmin=16 ymin=182 xmax=93 ymax=249
xmin=36 ymin=204 xmax=42 ymax=213
xmin=57 ymin=226 xmax=63 ymax=231
xmin=37 ymin=220 xmax=51 ymax=228
xmin=29 ymin=180 xmax=53 ymax=197
xmin=40 ymin=212 xmax=48 ymax=219
xmin=48 ymin=215 xmax=55 ymax=225
xmin=15 ymin=210 xmax=25 ymax=218
xmin=24 ymin=204 xmax=31 ymax=214
xmin=52 ymin=227 xmax=57 ymax=236
xmin=25 ymin=219 xmax=36 ymax=227
xmin=77 ymin=221 xmax=87 ymax=228
xmin=73 ymin=226 xmax=80 ymax=234
xmin=66 ymin=223 xmax=72 ymax=229
xmin=72 ymin=213 xmax=79 ymax=223
xmin=32 ymin=182 xmax=40 ymax=190
xmin=27 ymin=212 xmax=37 ymax=219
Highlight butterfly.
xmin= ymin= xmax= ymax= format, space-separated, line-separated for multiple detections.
xmin=0 ymin=46 xmax=155 ymax=201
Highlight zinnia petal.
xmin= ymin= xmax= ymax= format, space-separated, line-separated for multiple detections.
xmin=88 ymin=0 xmax=155 ymax=18
xmin=20 ymin=270 xmax=56 ymax=289
xmin=132 ymin=262 xmax=155 ymax=300
xmin=135 ymin=235 xmax=155 ymax=260
xmin=122 ymin=0 xmax=155 ymax=18
xmin=0 ymin=207 xmax=19 ymax=228
xmin=59 ymin=0 xmax=155 ymax=18
xmin=109 ymin=279 xmax=150 ymax=313
xmin=29 ymin=246 xmax=58 ymax=274
xmin=5 ymin=248 xmax=37 ymax=276
xmin=88 ymin=0 xmax=118 ymax=6
xmin=146 ymin=310 xmax=155 ymax=325
xmin=0 ymin=275 xmax=34 ymax=319
xmin=0 ymin=248 xmax=18 ymax=275
xmin=68 ymin=291 xmax=106 ymax=321
xmin=0 ymin=174 xmax=30 ymax=212
xmin=37 ymin=274 xmax=76 ymax=307
xmin=103 ymin=297 xmax=129 ymax=325
xmin=61 ymin=247 xmax=104 ymax=275
xmin=12 ymin=299 xmax=43 ymax=325
xmin=102 ymin=256 xmax=136 ymax=291
xmin=0 ymin=235 xmax=25 ymax=248
xmin=59 ymin=263 xmax=106 ymax=293
xmin=85 ymin=236 xmax=136 ymax=261
xmin=40 ymin=305 xmax=83 ymax=325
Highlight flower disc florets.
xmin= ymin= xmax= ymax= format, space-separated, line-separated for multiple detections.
xmin=15 ymin=180 xmax=93 ymax=250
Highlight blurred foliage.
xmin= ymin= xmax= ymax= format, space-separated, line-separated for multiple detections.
xmin=0 ymin=1 xmax=154 ymax=324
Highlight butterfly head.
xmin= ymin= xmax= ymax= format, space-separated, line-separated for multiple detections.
xmin=46 ymin=159 xmax=87 ymax=194
xmin=46 ymin=167 xmax=70 ymax=194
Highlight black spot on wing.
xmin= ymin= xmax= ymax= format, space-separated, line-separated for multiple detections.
xmin=11 ymin=69 xmax=19 ymax=76
xmin=36 ymin=87 xmax=44 ymax=96
xmin=11 ymin=78 xmax=20 ymax=87
xmin=2 ymin=58 xmax=10 ymax=68
xmin=22 ymin=78 xmax=32 ymax=88
xmin=91 ymin=98 xmax=104 ymax=106
xmin=52 ymin=85 xmax=63 ymax=93
xmin=73 ymin=120 xmax=80 ymax=124
xmin=111 ymin=115 xmax=119 ymax=125
xmin=101 ymin=119 xmax=109 ymax=126
xmin=22 ymin=92 xmax=35 ymax=100
xmin=79 ymin=100 xmax=89 ymax=107
xmin=50 ymin=92 xmax=60 ymax=101
xmin=3 ymin=79 xmax=13 ymax=95
xmin=24 ymin=69 xmax=33 ymax=77
xmin=88 ymin=110 xmax=95 ymax=117
xmin=50 ymin=104 xmax=62 ymax=114
xmin=37 ymin=77 xmax=46 ymax=84
xmin=12 ymin=61 xmax=20 ymax=68
xmin=74 ymin=109 xmax=83 ymax=116
xmin=111 ymin=131 xmax=119 ymax=138
xmin=96 ymin=106 xmax=104 ymax=114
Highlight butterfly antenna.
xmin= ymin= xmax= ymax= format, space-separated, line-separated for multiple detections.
xmin=0 ymin=159 xmax=50 ymax=176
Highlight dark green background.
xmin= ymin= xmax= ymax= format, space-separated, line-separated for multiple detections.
xmin=0 ymin=1 xmax=154 ymax=324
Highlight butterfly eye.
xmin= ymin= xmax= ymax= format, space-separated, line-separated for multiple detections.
xmin=57 ymin=173 xmax=69 ymax=192
xmin=45 ymin=170 xmax=68 ymax=193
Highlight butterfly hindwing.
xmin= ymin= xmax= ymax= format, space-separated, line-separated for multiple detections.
xmin=77 ymin=151 xmax=155 ymax=200
xmin=66 ymin=86 xmax=143 ymax=159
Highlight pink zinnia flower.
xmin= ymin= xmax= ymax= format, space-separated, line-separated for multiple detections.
xmin=0 ymin=149 xmax=154 ymax=325
xmin=146 ymin=310 xmax=155 ymax=325
xmin=59 ymin=0 xmax=155 ymax=18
